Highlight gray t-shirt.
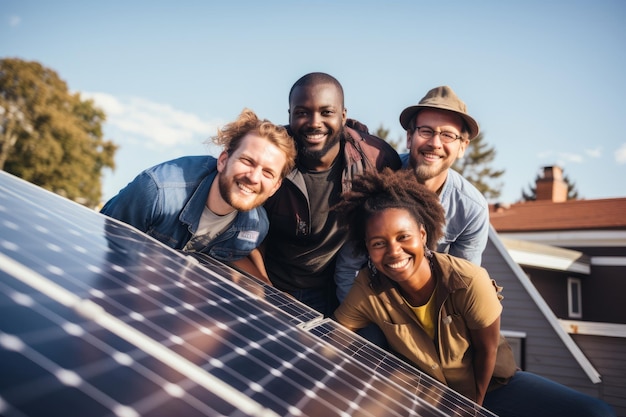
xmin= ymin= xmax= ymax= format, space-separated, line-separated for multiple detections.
xmin=183 ymin=206 xmax=237 ymax=252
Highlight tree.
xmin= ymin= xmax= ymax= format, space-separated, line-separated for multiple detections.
xmin=521 ymin=170 xmax=580 ymax=201
xmin=452 ymin=132 xmax=504 ymax=200
xmin=374 ymin=124 xmax=404 ymax=152
xmin=0 ymin=58 xmax=117 ymax=207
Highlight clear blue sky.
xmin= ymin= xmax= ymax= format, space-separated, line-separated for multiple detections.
xmin=2 ymin=0 xmax=625 ymax=204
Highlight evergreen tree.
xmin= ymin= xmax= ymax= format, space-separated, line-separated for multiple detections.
xmin=374 ymin=124 xmax=404 ymax=152
xmin=0 ymin=58 xmax=117 ymax=207
xmin=452 ymin=132 xmax=504 ymax=200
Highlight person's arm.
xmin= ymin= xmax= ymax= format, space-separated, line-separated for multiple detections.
xmin=228 ymin=248 xmax=272 ymax=286
xmin=447 ymin=209 xmax=489 ymax=265
xmin=330 ymin=315 xmax=359 ymax=332
xmin=469 ymin=316 xmax=501 ymax=405
xmin=100 ymin=172 xmax=158 ymax=232
xmin=333 ymin=271 xmax=373 ymax=331
xmin=334 ymin=241 xmax=367 ymax=302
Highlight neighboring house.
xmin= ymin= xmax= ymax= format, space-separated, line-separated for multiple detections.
xmin=486 ymin=165 xmax=626 ymax=415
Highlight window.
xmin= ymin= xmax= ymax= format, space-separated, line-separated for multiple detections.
xmin=567 ymin=277 xmax=582 ymax=319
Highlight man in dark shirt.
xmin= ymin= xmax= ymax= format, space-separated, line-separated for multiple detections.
xmin=262 ymin=73 xmax=401 ymax=316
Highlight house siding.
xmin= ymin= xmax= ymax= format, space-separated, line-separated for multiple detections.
xmin=483 ymin=237 xmax=619 ymax=412
xmin=570 ymin=334 xmax=626 ymax=416
xmin=526 ymin=268 xmax=572 ymax=317
xmin=489 ymin=190 xmax=625 ymax=414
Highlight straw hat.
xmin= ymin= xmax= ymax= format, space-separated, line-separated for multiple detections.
xmin=399 ymin=86 xmax=479 ymax=139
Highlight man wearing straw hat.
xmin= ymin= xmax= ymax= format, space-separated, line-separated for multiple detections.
xmin=397 ymin=85 xmax=489 ymax=265
xmin=335 ymin=86 xmax=489 ymax=306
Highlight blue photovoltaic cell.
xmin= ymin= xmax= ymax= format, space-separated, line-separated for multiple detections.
xmin=0 ymin=171 xmax=497 ymax=417
xmin=309 ymin=320 xmax=497 ymax=417
xmin=186 ymin=253 xmax=322 ymax=327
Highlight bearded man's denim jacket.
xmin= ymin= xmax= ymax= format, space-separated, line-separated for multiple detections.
xmin=101 ymin=156 xmax=268 ymax=262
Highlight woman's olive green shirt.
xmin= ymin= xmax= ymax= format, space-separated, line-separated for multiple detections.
xmin=334 ymin=252 xmax=517 ymax=402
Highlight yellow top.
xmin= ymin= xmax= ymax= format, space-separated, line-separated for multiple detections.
xmin=404 ymin=287 xmax=437 ymax=340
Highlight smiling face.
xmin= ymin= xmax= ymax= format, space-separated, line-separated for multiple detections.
xmin=365 ymin=207 xmax=429 ymax=285
xmin=214 ymin=132 xmax=286 ymax=213
xmin=407 ymin=109 xmax=469 ymax=191
xmin=288 ymin=82 xmax=347 ymax=165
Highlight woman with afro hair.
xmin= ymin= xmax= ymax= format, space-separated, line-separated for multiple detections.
xmin=332 ymin=168 xmax=614 ymax=417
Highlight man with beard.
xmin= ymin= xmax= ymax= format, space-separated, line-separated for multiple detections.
xmin=335 ymin=86 xmax=489 ymax=297
xmin=399 ymin=85 xmax=489 ymax=265
xmin=100 ymin=109 xmax=296 ymax=281
xmin=261 ymin=72 xmax=401 ymax=316
xmin=332 ymin=85 xmax=490 ymax=349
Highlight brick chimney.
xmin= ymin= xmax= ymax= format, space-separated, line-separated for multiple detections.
xmin=535 ymin=166 xmax=568 ymax=202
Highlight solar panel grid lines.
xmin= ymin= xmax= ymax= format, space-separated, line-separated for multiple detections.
xmin=0 ymin=256 xmax=438 ymax=415
xmin=0 ymin=173 xmax=286 ymax=416
xmin=0 ymin=275 xmax=262 ymax=417
xmin=308 ymin=321 xmax=499 ymax=417
xmin=182 ymin=253 xmax=323 ymax=327
xmin=0 ymin=171 xmax=497 ymax=417
xmin=0 ymin=254 xmax=277 ymax=417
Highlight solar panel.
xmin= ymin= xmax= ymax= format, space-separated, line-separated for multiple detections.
xmin=0 ymin=171 xmax=497 ymax=417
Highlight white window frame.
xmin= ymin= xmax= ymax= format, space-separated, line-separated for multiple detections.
xmin=567 ymin=277 xmax=582 ymax=319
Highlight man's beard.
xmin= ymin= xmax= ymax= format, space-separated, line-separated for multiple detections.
xmin=296 ymin=127 xmax=344 ymax=161
xmin=218 ymin=173 xmax=258 ymax=212
xmin=411 ymin=160 xmax=446 ymax=184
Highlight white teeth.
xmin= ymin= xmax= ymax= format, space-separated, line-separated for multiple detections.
xmin=387 ymin=259 xmax=410 ymax=269
xmin=306 ymin=133 xmax=326 ymax=140
xmin=422 ymin=152 xmax=440 ymax=159
xmin=238 ymin=183 xmax=254 ymax=194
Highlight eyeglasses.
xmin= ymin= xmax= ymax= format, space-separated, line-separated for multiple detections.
xmin=412 ymin=126 xmax=462 ymax=143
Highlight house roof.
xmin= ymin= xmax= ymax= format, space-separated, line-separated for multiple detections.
xmin=489 ymin=197 xmax=626 ymax=232
xmin=500 ymin=237 xmax=591 ymax=274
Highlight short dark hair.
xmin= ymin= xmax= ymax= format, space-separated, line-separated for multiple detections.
xmin=334 ymin=168 xmax=445 ymax=255
xmin=288 ymin=72 xmax=345 ymax=108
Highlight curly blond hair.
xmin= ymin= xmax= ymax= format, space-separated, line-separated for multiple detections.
xmin=212 ymin=108 xmax=296 ymax=178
